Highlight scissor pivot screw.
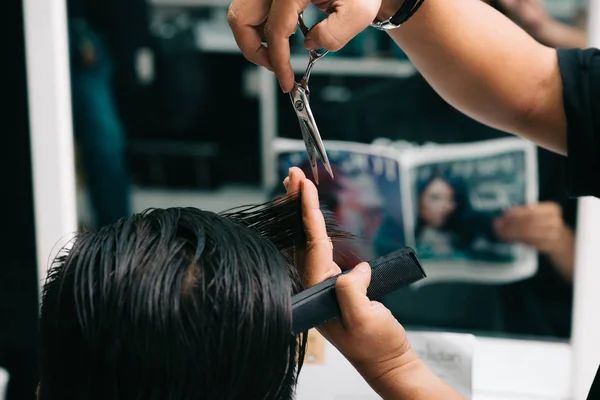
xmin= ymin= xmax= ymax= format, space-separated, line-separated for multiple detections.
xmin=294 ymin=100 xmax=304 ymax=111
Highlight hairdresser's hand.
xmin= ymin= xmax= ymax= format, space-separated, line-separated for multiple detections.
xmin=494 ymin=202 xmax=569 ymax=253
xmin=227 ymin=0 xmax=389 ymax=92
xmin=283 ymin=167 xmax=462 ymax=399
xmin=494 ymin=202 xmax=575 ymax=281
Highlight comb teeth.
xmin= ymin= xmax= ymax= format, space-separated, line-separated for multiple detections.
xmin=368 ymin=250 xmax=426 ymax=300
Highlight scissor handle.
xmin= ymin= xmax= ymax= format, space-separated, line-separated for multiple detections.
xmin=298 ymin=12 xmax=329 ymax=59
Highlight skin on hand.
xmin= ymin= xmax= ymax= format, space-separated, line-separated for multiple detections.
xmin=284 ymin=167 xmax=413 ymax=366
xmin=494 ymin=202 xmax=576 ymax=281
xmin=227 ymin=0 xmax=381 ymax=92
xmin=284 ymin=167 xmax=465 ymax=399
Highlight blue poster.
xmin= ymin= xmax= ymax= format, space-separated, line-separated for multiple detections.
xmin=275 ymin=145 xmax=405 ymax=266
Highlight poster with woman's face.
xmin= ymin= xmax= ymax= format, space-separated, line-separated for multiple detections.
xmin=410 ymin=150 xmax=527 ymax=262
xmin=276 ymin=145 xmax=405 ymax=265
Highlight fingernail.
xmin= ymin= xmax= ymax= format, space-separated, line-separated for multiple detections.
xmin=356 ymin=263 xmax=370 ymax=273
xmin=283 ymin=177 xmax=289 ymax=190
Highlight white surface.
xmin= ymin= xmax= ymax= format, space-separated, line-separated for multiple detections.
xmin=23 ymin=0 xmax=78 ymax=288
xmin=473 ymin=338 xmax=571 ymax=400
xmin=569 ymin=2 xmax=600 ymax=398
xmin=571 ymin=200 xmax=600 ymax=398
xmin=296 ymin=334 xmax=571 ymax=400
xmin=0 ymin=367 xmax=8 ymax=400
xmin=409 ymin=331 xmax=476 ymax=398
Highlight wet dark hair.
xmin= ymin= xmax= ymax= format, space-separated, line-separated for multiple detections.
xmin=38 ymin=193 xmax=351 ymax=400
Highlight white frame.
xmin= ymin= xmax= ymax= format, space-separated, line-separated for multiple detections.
xmin=22 ymin=0 xmax=599 ymax=398
xmin=22 ymin=0 xmax=77 ymax=288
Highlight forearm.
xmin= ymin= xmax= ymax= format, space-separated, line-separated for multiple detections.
xmin=355 ymin=349 xmax=465 ymax=400
xmin=533 ymin=19 xmax=587 ymax=49
xmin=547 ymin=227 xmax=576 ymax=282
xmin=386 ymin=0 xmax=568 ymax=155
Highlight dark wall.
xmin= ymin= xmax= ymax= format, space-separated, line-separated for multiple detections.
xmin=1 ymin=0 xmax=41 ymax=398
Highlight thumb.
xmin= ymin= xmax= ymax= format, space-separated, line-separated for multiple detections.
xmin=335 ymin=262 xmax=373 ymax=329
xmin=304 ymin=0 xmax=381 ymax=51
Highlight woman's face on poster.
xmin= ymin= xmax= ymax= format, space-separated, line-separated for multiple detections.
xmin=419 ymin=178 xmax=457 ymax=228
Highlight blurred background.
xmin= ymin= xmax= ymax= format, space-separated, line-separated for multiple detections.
xmin=3 ymin=0 xmax=591 ymax=399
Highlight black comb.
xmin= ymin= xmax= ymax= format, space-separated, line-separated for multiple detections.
xmin=291 ymin=247 xmax=426 ymax=335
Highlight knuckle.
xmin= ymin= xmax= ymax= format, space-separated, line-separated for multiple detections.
xmin=329 ymin=41 xmax=344 ymax=52
xmin=319 ymin=30 xmax=343 ymax=51
xmin=336 ymin=273 xmax=353 ymax=288
xmin=226 ymin=6 xmax=239 ymax=27
xmin=356 ymin=3 xmax=379 ymax=22
xmin=263 ymin=21 xmax=278 ymax=40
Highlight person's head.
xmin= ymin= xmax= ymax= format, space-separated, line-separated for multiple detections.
xmin=417 ymin=176 xmax=458 ymax=229
xmin=38 ymin=196 xmax=348 ymax=400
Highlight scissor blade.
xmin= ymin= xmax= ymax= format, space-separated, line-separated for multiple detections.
xmin=290 ymin=87 xmax=319 ymax=183
xmin=299 ymin=119 xmax=319 ymax=185
xmin=299 ymin=93 xmax=334 ymax=180
xmin=290 ymin=85 xmax=334 ymax=183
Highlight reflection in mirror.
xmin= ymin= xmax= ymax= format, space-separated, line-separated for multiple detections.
xmin=67 ymin=0 xmax=140 ymax=229
xmin=70 ymin=0 xmax=587 ymax=350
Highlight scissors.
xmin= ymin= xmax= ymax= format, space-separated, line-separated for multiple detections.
xmin=289 ymin=12 xmax=334 ymax=184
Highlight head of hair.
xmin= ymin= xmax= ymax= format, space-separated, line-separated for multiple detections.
xmin=39 ymin=193 xmax=351 ymax=400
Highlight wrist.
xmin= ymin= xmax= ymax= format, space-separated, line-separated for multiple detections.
xmin=545 ymin=224 xmax=572 ymax=256
xmin=353 ymin=348 xmax=455 ymax=400
xmin=546 ymin=226 xmax=576 ymax=281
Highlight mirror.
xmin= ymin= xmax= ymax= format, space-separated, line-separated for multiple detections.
xmin=21 ymin=0 xmax=598 ymax=398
